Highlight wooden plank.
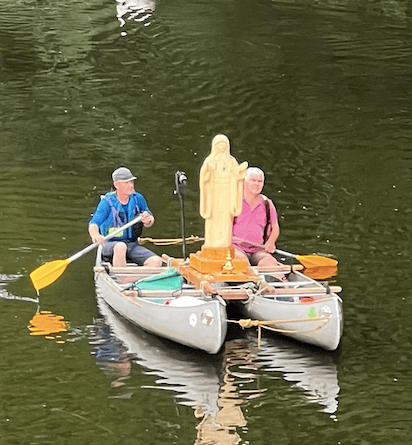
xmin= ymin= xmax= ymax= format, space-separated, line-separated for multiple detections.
xmin=253 ymin=264 xmax=304 ymax=272
xmin=107 ymin=262 xmax=303 ymax=277
xmin=111 ymin=265 xmax=165 ymax=275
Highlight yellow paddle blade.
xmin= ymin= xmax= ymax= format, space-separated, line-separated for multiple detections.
xmin=295 ymin=254 xmax=338 ymax=269
xmin=30 ymin=259 xmax=70 ymax=293
xmin=304 ymin=265 xmax=338 ymax=280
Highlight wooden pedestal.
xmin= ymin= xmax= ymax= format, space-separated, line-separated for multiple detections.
xmin=175 ymin=246 xmax=260 ymax=289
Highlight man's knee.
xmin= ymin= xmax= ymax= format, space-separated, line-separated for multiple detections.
xmin=257 ymin=254 xmax=278 ymax=267
xmin=234 ymin=248 xmax=249 ymax=260
xmin=113 ymin=242 xmax=127 ymax=254
xmin=143 ymin=255 xmax=163 ymax=267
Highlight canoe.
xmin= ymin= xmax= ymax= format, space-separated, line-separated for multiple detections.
xmin=93 ymin=246 xmax=228 ymax=354
xmin=240 ymin=267 xmax=343 ymax=351
xmin=182 ymin=263 xmax=343 ymax=351
xmin=93 ymin=247 xmax=342 ymax=353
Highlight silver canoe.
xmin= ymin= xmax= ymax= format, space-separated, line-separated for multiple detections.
xmin=93 ymin=247 xmax=342 ymax=352
xmin=93 ymin=247 xmax=227 ymax=354
xmin=240 ymin=267 xmax=343 ymax=351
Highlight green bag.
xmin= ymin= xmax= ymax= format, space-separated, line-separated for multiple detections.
xmin=132 ymin=268 xmax=183 ymax=291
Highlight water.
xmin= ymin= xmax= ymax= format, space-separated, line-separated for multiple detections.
xmin=1 ymin=0 xmax=412 ymax=443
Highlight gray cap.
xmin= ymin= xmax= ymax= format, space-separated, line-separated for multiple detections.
xmin=112 ymin=167 xmax=137 ymax=182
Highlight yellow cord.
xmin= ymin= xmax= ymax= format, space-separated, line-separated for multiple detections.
xmin=138 ymin=235 xmax=204 ymax=246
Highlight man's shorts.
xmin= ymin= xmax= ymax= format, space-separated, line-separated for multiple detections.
xmin=234 ymin=247 xmax=273 ymax=266
xmin=102 ymin=240 xmax=157 ymax=266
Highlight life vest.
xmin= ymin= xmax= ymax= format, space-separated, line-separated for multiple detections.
xmin=99 ymin=192 xmax=144 ymax=240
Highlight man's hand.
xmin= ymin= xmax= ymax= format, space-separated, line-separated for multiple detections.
xmin=264 ymin=240 xmax=276 ymax=253
xmin=141 ymin=211 xmax=154 ymax=227
xmin=89 ymin=223 xmax=105 ymax=245
xmin=92 ymin=234 xmax=105 ymax=245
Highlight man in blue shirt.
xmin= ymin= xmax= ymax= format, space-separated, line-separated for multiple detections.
xmin=89 ymin=167 xmax=162 ymax=267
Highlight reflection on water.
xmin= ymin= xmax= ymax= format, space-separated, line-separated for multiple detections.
xmin=195 ymin=340 xmax=252 ymax=445
xmin=116 ymin=0 xmax=156 ymax=27
xmin=254 ymin=337 xmax=340 ymax=415
xmin=28 ymin=311 xmax=69 ymax=340
xmin=0 ymin=272 xmax=71 ymax=342
xmin=89 ymin=298 xmax=340 ymax=442
xmin=89 ymin=297 xmax=222 ymax=409
xmin=0 ymin=274 xmax=38 ymax=304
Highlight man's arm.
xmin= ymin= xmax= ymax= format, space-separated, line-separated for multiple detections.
xmin=135 ymin=194 xmax=155 ymax=228
xmin=88 ymin=199 xmax=110 ymax=245
xmin=89 ymin=223 xmax=105 ymax=245
xmin=264 ymin=221 xmax=279 ymax=253
xmin=264 ymin=199 xmax=279 ymax=252
xmin=141 ymin=211 xmax=154 ymax=228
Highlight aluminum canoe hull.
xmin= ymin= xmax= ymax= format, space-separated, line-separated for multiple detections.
xmin=242 ymin=272 xmax=343 ymax=351
xmin=94 ymin=269 xmax=227 ymax=354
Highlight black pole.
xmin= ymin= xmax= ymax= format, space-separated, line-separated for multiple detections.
xmin=174 ymin=171 xmax=188 ymax=259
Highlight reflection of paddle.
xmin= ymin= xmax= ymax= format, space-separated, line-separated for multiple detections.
xmin=29 ymin=311 xmax=69 ymax=338
xmin=30 ymin=215 xmax=142 ymax=293
xmin=232 ymin=237 xmax=338 ymax=269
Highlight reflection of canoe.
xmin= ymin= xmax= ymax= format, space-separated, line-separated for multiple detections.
xmin=241 ymin=268 xmax=343 ymax=351
xmin=93 ymin=248 xmax=227 ymax=354
xmin=93 ymin=297 xmax=221 ymax=415
xmin=91 ymin=300 xmax=340 ymax=417
xmin=251 ymin=334 xmax=340 ymax=414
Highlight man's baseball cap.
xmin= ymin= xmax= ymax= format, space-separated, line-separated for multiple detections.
xmin=112 ymin=167 xmax=137 ymax=182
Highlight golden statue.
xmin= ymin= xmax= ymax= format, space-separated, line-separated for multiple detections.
xmin=199 ymin=134 xmax=248 ymax=248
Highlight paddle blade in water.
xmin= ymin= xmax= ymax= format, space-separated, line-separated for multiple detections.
xmin=304 ymin=265 xmax=338 ymax=280
xmin=30 ymin=259 xmax=70 ymax=292
xmin=296 ymin=254 xmax=338 ymax=269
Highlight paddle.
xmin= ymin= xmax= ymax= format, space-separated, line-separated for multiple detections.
xmin=232 ymin=237 xmax=338 ymax=268
xmin=275 ymin=248 xmax=338 ymax=268
xmin=303 ymin=265 xmax=338 ymax=280
xmin=30 ymin=215 xmax=142 ymax=293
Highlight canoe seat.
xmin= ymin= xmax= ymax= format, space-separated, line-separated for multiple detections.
xmin=129 ymin=268 xmax=183 ymax=292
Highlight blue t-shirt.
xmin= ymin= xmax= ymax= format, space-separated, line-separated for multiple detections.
xmin=89 ymin=191 xmax=150 ymax=241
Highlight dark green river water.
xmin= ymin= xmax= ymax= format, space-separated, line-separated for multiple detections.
xmin=1 ymin=0 xmax=412 ymax=443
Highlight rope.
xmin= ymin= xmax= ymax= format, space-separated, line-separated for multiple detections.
xmin=138 ymin=235 xmax=204 ymax=246
xmin=229 ymin=315 xmax=331 ymax=348
xmin=138 ymin=235 xmax=259 ymax=247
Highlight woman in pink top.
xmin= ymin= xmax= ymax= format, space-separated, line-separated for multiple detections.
xmin=232 ymin=167 xmax=280 ymax=266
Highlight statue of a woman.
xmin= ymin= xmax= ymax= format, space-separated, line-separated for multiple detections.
xmin=199 ymin=135 xmax=248 ymax=248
